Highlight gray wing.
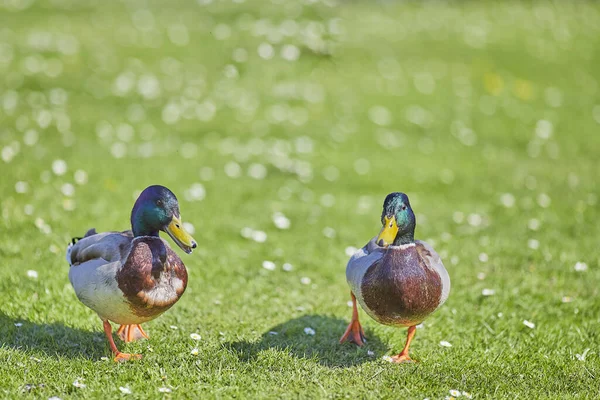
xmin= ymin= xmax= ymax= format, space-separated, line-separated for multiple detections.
xmin=346 ymin=236 xmax=385 ymax=296
xmin=67 ymin=231 xmax=133 ymax=266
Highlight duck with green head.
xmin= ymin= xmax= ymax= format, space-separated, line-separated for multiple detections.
xmin=67 ymin=185 xmax=197 ymax=361
xmin=341 ymin=192 xmax=450 ymax=363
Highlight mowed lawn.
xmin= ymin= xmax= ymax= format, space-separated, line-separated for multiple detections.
xmin=2 ymin=0 xmax=600 ymax=398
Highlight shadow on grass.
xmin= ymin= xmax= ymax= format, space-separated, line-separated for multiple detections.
xmin=0 ymin=312 xmax=107 ymax=360
xmin=226 ymin=314 xmax=386 ymax=368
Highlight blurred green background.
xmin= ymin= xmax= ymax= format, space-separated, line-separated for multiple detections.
xmin=1 ymin=0 xmax=599 ymax=398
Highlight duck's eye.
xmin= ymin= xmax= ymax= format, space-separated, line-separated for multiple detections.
xmin=401 ymin=205 xmax=407 ymax=211
xmin=156 ymin=199 xmax=163 ymax=207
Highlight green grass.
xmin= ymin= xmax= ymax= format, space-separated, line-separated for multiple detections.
xmin=2 ymin=0 xmax=600 ymax=398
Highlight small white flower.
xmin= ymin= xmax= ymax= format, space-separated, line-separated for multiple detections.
xmin=272 ymin=212 xmax=291 ymax=229
xmin=304 ymin=327 xmax=315 ymax=336
xmin=48 ymin=397 xmax=62 ymax=400
xmin=257 ymin=42 xmax=274 ymax=60
xmin=158 ymin=387 xmax=172 ymax=393
xmin=449 ymin=389 xmax=461 ymax=397
xmin=61 ymin=183 xmax=75 ymax=197
xmin=523 ymin=320 xmax=535 ymax=329
xmin=190 ymin=333 xmax=201 ymax=341
xmin=14 ymin=322 xmax=23 ymax=327
xmin=282 ymin=263 xmax=293 ymax=271
xmin=268 ymin=331 xmax=278 ymax=335
xmin=224 ymin=161 xmax=241 ymax=178
xmin=262 ymin=261 xmax=276 ymax=271
xmin=251 ymin=230 xmax=267 ymax=243
xmin=367 ymin=350 xmax=375 ymax=356
xmin=467 ymin=213 xmax=483 ymax=227
xmin=74 ymin=169 xmax=88 ymax=185
xmin=535 ymin=119 xmax=553 ymax=139
xmin=574 ymin=262 xmax=588 ymax=272
xmin=453 ymin=211 xmax=464 ymax=224
xmin=119 ymin=386 xmax=132 ymax=394
xmin=576 ymin=348 xmax=590 ymax=361
xmin=478 ymin=252 xmax=489 ymax=262
xmin=347 ymin=301 xmax=353 ymax=307
xmin=27 ymin=270 xmax=38 ymax=279
xmin=537 ymin=193 xmax=551 ymax=208
xmin=482 ymin=288 xmax=495 ymax=296
xmin=169 ymin=325 xmax=178 ymax=330
xmin=477 ymin=272 xmax=486 ymax=280
xmin=527 ymin=239 xmax=539 ymax=250
xmin=369 ymin=105 xmax=392 ymax=126
xmin=240 ymin=227 xmax=253 ymax=238
xmin=416 ymin=323 xmax=424 ymax=329
xmin=561 ymin=296 xmax=573 ymax=303
xmin=462 ymin=392 xmax=473 ymax=399
xmin=184 ymin=183 xmax=205 ymax=202
xmin=15 ymin=181 xmax=29 ymax=193
xmin=100 ymin=356 xmax=109 ymax=361
xmin=500 ymin=193 xmax=515 ymax=208
xmin=322 ymin=226 xmax=336 ymax=238
xmin=52 ymin=159 xmax=67 ymax=175
xmin=2 ymin=145 xmax=17 ymax=163
xmin=300 ymin=277 xmax=311 ymax=285
xmin=72 ymin=379 xmax=86 ymax=389
xmin=528 ymin=218 xmax=540 ymax=231
xmin=439 ymin=341 xmax=452 ymax=347
xmin=190 ymin=348 xmax=199 ymax=356
xmin=183 ymin=222 xmax=195 ymax=235
xmin=382 ymin=355 xmax=393 ymax=362
xmin=281 ymin=44 xmax=301 ymax=61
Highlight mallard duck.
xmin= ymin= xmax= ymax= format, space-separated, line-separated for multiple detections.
xmin=67 ymin=185 xmax=197 ymax=362
xmin=340 ymin=192 xmax=450 ymax=363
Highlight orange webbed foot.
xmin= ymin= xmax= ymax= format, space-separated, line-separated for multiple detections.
xmin=113 ymin=352 xmax=143 ymax=363
xmin=389 ymin=325 xmax=418 ymax=364
xmin=103 ymin=320 xmax=144 ymax=362
xmin=390 ymin=353 xmax=415 ymax=364
xmin=339 ymin=320 xmax=367 ymax=347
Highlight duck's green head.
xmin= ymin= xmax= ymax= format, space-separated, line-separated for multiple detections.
xmin=130 ymin=185 xmax=197 ymax=254
xmin=377 ymin=192 xmax=416 ymax=247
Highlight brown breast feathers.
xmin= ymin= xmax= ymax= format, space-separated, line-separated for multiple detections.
xmin=116 ymin=237 xmax=188 ymax=318
xmin=360 ymin=243 xmax=442 ymax=326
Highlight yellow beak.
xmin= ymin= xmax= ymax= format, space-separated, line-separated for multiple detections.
xmin=165 ymin=215 xmax=197 ymax=254
xmin=377 ymin=215 xmax=398 ymax=247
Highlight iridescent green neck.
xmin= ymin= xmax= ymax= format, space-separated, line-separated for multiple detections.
xmin=132 ymin=214 xmax=159 ymax=237
xmin=131 ymin=203 xmax=163 ymax=237
xmin=393 ymin=231 xmax=414 ymax=246
xmin=392 ymin=206 xmax=416 ymax=246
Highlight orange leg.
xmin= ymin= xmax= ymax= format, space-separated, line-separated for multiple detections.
xmin=117 ymin=324 xmax=126 ymax=337
xmin=339 ymin=292 xmax=367 ymax=346
xmin=391 ymin=325 xmax=416 ymax=363
xmin=103 ymin=320 xmax=142 ymax=362
xmin=117 ymin=324 xmax=149 ymax=343
xmin=136 ymin=324 xmax=149 ymax=339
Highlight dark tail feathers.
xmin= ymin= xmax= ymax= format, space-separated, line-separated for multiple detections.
xmin=70 ymin=228 xmax=97 ymax=245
